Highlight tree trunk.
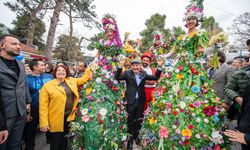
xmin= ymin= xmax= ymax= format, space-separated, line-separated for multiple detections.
xmin=26 ymin=12 xmax=37 ymax=46
xmin=69 ymin=4 xmax=73 ymax=38
xmin=45 ymin=0 xmax=64 ymax=61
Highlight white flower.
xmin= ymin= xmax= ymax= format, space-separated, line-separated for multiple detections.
xmin=196 ymin=118 xmax=201 ymax=122
xmin=210 ymin=130 xmax=223 ymax=144
xmin=99 ymin=108 xmax=108 ymax=116
xmin=96 ymin=78 xmax=102 ymax=83
xmin=195 ymin=134 xmax=201 ymax=139
xmin=173 ymin=85 xmax=179 ymax=93
xmin=81 ymin=108 xmax=88 ymax=115
xmin=204 ymin=100 xmax=209 ymax=104
xmin=191 ymin=113 xmax=196 ymax=117
xmin=175 ymin=69 xmax=180 ymax=73
xmin=204 ymin=118 xmax=209 ymax=123
xmin=172 ymin=125 xmax=177 ymax=129
xmin=179 ymin=101 xmax=186 ymax=109
xmin=122 ymin=135 xmax=127 ymax=141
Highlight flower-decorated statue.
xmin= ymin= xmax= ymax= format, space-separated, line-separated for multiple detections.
xmin=70 ymin=14 xmax=127 ymax=150
xmin=141 ymin=0 xmax=228 ymax=149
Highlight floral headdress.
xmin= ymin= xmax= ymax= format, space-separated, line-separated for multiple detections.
xmin=101 ymin=14 xmax=122 ymax=48
xmin=152 ymin=30 xmax=164 ymax=44
xmin=183 ymin=0 xmax=204 ymax=21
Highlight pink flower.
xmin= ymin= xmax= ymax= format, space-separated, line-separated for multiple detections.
xmin=177 ymin=66 xmax=184 ymax=71
xmin=87 ymin=95 xmax=94 ymax=101
xmin=82 ymin=115 xmax=91 ymax=122
xmin=166 ymin=102 xmax=172 ymax=108
xmin=159 ymin=126 xmax=169 ymax=139
xmin=194 ymin=101 xmax=201 ymax=108
xmin=166 ymin=73 xmax=171 ymax=79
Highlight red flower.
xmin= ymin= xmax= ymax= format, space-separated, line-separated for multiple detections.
xmin=203 ymin=106 xmax=217 ymax=117
xmin=184 ymin=140 xmax=189 ymax=145
xmin=161 ymin=112 xmax=165 ymax=116
xmin=188 ymin=124 xmax=194 ymax=130
xmin=172 ymin=110 xmax=178 ymax=116
xmin=191 ymin=68 xmax=199 ymax=75
xmin=165 ymin=88 xmax=169 ymax=93
xmin=178 ymin=66 xmax=184 ymax=71
xmin=98 ymin=119 xmax=104 ymax=124
xmin=112 ymin=86 xmax=117 ymax=91
xmin=180 ymin=109 xmax=184 ymax=112
xmin=214 ymin=144 xmax=220 ymax=150
xmin=189 ymin=103 xmax=195 ymax=108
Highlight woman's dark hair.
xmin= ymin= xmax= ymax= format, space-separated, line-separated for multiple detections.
xmin=53 ymin=65 xmax=70 ymax=78
xmin=56 ymin=61 xmax=68 ymax=67
xmin=185 ymin=16 xmax=199 ymax=27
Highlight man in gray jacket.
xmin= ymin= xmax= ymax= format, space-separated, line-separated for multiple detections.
xmin=0 ymin=35 xmax=31 ymax=150
xmin=207 ymin=51 xmax=235 ymax=101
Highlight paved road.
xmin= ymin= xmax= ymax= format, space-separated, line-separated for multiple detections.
xmin=30 ymin=132 xmax=142 ymax=150
xmin=35 ymin=132 xmax=50 ymax=150
xmin=22 ymin=131 xmax=50 ymax=150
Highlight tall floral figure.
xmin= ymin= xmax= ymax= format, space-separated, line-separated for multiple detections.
xmin=141 ymin=0 xmax=228 ymax=149
xmin=70 ymin=14 xmax=127 ymax=150
xmin=149 ymin=30 xmax=169 ymax=58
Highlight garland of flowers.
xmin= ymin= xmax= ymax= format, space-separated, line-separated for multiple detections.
xmin=96 ymin=42 xmax=125 ymax=57
xmin=175 ymin=30 xmax=209 ymax=59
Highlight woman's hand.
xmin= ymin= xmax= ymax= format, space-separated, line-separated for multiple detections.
xmin=224 ymin=130 xmax=247 ymax=144
xmin=40 ymin=126 xmax=50 ymax=132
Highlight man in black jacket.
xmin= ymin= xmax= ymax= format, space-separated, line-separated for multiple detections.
xmin=0 ymin=35 xmax=31 ymax=150
xmin=115 ymin=59 xmax=162 ymax=149
xmin=0 ymin=84 xmax=8 ymax=144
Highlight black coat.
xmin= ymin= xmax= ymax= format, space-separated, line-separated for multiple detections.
xmin=115 ymin=68 xmax=162 ymax=105
xmin=0 ymin=59 xmax=31 ymax=118
xmin=0 ymin=84 xmax=7 ymax=131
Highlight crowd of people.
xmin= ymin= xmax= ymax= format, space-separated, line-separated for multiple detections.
xmin=1 ymin=0 xmax=250 ymax=150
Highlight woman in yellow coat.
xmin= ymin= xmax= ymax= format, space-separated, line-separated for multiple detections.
xmin=39 ymin=65 xmax=90 ymax=150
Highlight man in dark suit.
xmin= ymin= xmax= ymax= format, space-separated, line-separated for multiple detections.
xmin=0 ymin=35 xmax=31 ymax=150
xmin=0 ymin=84 xmax=8 ymax=144
xmin=115 ymin=59 xmax=162 ymax=149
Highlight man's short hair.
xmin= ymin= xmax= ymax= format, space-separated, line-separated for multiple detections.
xmin=78 ymin=61 xmax=88 ymax=68
xmin=29 ymin=59 xmax=43 ymax=71
xmin=0 ymin=34 xmax=19 ymax=43
xmin=246 ymin=39 xmax=250 ymax=46
xmin=218 ymin=51 xmax=226 ymax=63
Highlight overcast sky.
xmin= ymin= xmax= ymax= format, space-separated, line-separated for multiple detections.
xmin=0 ymin=0 xmax=249 ymax=56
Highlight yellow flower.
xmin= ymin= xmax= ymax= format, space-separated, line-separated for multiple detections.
xmin=177 ymin=35 xmax=183 ymax=41
xmin=176 ymin=73 xmax=184 ymax=79
xmin=86 ymin=88 xmax=92 ymax=96
xmin=149 ymin=117 xmax=155 ymax=125
xmin=188 ymin=31 xmax=196 ymax=38
xmin=181 ymin=129 xmax=192 ymax=137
